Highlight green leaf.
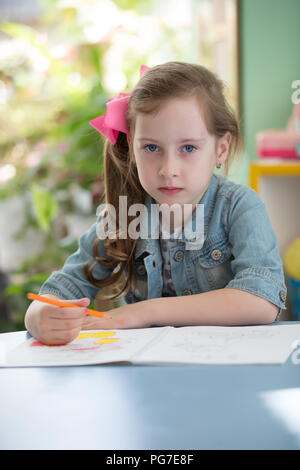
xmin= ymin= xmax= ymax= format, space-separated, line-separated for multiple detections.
xmin=31 ymin=184 xmax=58 ymax=231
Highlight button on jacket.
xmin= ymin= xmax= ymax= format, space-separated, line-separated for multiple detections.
xmin=40 ymin=175 xmax=287 ymax=320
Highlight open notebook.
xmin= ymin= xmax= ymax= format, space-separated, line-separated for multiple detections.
xmin=0 ymin=322 xmax=300 ymax=367
xmin=1 ymin=324 xmax=300 ymax=367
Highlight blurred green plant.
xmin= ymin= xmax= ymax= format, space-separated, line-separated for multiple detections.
xmin=31 ymin=184 xmax=58 ymax=230
xmin=0 ymin=2 xmax=114 ymax=330
xmin=1 ymin=273 xmax=49 ymax=332
xmin=0 ymin=0 xmax=195 ymax=331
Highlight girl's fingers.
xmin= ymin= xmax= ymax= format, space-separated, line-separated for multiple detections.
xmin=47 ymin=316 xmax=85 ymax=330
xmin=39 ymin=306 xmax=87 ymax=344
xmin=46 ymin=328 xmax=82 ymax=345
xmin=47 ymin=306 xmax=87 ymax=320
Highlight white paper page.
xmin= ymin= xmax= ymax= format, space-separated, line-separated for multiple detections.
xmin=134 ymin=324 xmax=300 ymax=365
xmin=4 ymin=327 xmax=169 ymax=367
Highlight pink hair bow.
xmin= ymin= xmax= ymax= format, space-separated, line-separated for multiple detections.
xmin=90 ymin=65 xmax=149 ymax=144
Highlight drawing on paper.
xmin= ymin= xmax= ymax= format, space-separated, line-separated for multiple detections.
xmin=30 ymin=331 xmax=119 ymax=351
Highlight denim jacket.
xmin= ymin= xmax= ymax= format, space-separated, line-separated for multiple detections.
xmin=40 ymin=175 xmax=287 ymax=320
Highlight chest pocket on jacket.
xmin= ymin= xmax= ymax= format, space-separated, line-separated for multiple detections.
xmin=131 ymin=260 xmax=148 ymax=301
xmin=192 ymin=237 xmax=233 ymax=290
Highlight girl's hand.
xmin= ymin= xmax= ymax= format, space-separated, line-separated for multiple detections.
xmin=24 ymin=294 xmax=90 ymax=345
xmin=82 ymin=301 xmax=151 ymax=330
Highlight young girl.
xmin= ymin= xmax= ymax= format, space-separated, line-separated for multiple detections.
xmin=25 ymin=61 xmax=287 ymax=345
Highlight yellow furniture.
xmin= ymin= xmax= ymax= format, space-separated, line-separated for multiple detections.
xmin=249 ymin=160 xmax=300 ymax=320
xmin=249 ymin=159 xmax=300 ymax=193
xmin=249 ymin=159 xmax=300 ymax=259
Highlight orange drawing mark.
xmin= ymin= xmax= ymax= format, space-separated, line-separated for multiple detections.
xmin=77 ymin=331 xmax=116 ymax=340
xmin=95 ymin=338 xmax=120 ymax=344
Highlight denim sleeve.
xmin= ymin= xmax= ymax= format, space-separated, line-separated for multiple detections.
xmin=224 ymin=186 xmax=287 ymax=320
xmin=39 ymin=217 xmax=113 ymax=301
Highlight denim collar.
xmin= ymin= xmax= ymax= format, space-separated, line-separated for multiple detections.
xmin=134 ymin=174 xmax=219 ymax=259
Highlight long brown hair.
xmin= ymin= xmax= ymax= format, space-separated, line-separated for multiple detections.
xmin=84 ymin=61 xmax=243 ymax=300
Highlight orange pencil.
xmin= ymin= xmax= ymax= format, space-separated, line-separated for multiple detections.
xmin=27 ymin=293 xmax=111 ymax=319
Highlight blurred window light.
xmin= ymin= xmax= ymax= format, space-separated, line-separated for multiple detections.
xmin=191 ymin=0 xmax=239 ymax=111
xmin=67 ymin=72 xmax=82 ymax=87
xmin=103 ymin=69 xmax=127 ymax=94
xmin=153 ymin=0 xmax=193 ymax=28
xmin=0 ymin=164 xmax=16 ymax=184
xmin=0 ymin=80 xmax=13 ymax=104
xmin=28 ymin=48 xmax=51 ymax=74
xmin=90 ymin=0 xmax=239 ymax=113
xmin=50 ymin=43 xmax=72 ymax=60
xmin=0 ymin=0 xmax=238 ymax=108
xmin=0 ymin=39 xmax=27 ymax=69
xmin=77 ymin=0 xmax=120 ymax=44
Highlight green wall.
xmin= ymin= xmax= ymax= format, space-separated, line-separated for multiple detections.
xmin=232 ymin=0 xmax=300 ymax=185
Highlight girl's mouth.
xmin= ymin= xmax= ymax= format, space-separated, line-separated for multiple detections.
xmin=158 ymin=187 xmax=183 ymax=195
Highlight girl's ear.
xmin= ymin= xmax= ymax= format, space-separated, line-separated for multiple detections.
xmin=216 ymin=132 xmax=231 ymax=166
xmin=126 ymin=134 xmax=131 ymax=146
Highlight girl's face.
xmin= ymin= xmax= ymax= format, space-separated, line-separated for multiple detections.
xmin=129 ymin=95 xmax=231 ymax=209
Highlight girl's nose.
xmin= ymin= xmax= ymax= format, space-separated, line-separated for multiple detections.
xmin=158 ymin=155 xmax=179 ymax=177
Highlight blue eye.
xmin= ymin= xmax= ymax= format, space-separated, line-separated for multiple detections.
xmin=143 ymin=144 xmax=197 ymax=153
xmin=183 ymin=145 xmax=196 ymax=153
xmin=144 ymin=144 xmax=159 ymax=152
